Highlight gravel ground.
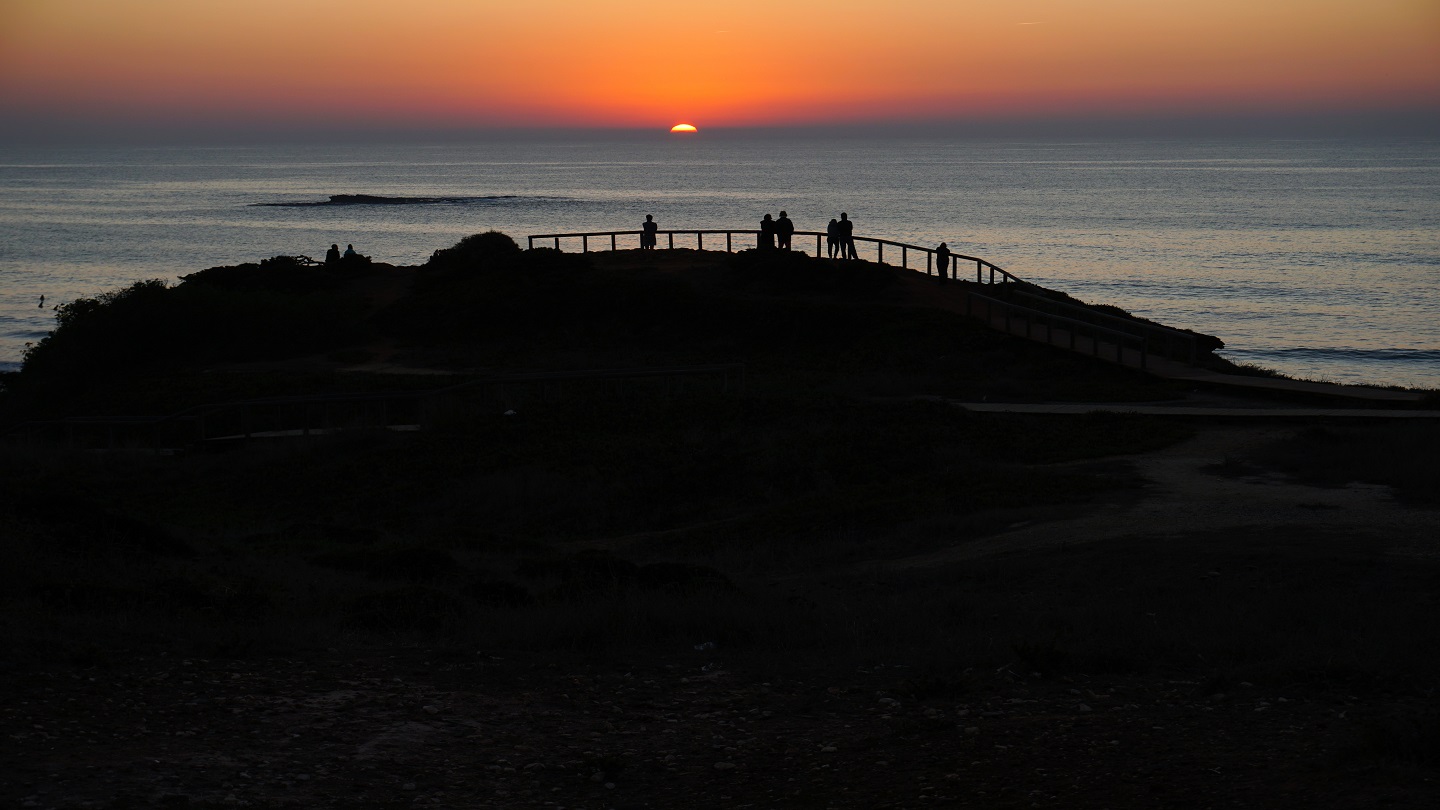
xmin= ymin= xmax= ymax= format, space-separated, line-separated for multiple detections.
xmin=4 ymin=650 xmax=1436 ymax=809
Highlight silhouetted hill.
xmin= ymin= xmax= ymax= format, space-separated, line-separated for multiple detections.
xmin=2 ymin=232 xmax=1178 ymax=420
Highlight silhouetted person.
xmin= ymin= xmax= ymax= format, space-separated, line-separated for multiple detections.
xmin=325 ymin=243 xmax=341 ymax=265
xmin=641 ymin=214 xmax=658 ymax=249
xmin=936 ymin=242 xmax=950 ymax=284
xmin=775 ymin=210 xmax=794 ymax=250
xmin=759 ymin=214 xmax=775 ymax=249
xmin=38 ymin=295 xmax=45 ymax=308
xmin=838 ymin=212 xmax=857 ymax=259
xmin=343 ymin=243 xmax=357 ymax=259
xmin=826 ymin=219 xmax=840 ymax=258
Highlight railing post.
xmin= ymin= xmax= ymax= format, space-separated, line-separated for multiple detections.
xmin=927 ymin=252 xmax=932 ymax=275
xmin=878 ymin=243 xmax=883 ymax=264
xmin=816 ymin=234 xmax=822 ymax=257
xmin=727 ymin=232 xmax=732 ymax=252
xmin=976 ymin=261 xmax=982 ymax=283
xmin=668 ymin=233 xmax=674 ymax=249
xmin=901 ymin=245 xmax=907 ymax=268
xmin=554 ymin=236 xmax=559 ymax=250
xmin=582 ymin=235 xmax=588 ymax=252
xmin=611 ymin=234 xmax=616 ymax=250
xmin=698 ymin=232 xmax=702 ymax=250
xmin=528 ymin=236 xmax=534 ymax=249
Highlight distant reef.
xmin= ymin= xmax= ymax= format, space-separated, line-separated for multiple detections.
xmin=254 ymin=194 xmax=525 ymax=207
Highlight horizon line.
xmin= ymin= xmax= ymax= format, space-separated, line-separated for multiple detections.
xmin=3 ymin=108 xmax=1439 ymax=147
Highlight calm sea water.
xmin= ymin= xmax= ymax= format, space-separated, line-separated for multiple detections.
xmin=2 ymin=136 xmax=1438 ymax=388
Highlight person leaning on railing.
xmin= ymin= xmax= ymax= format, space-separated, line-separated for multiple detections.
xmin=838 ymin=212 xmax=857 ymax=259
xmin=936 ymin=242 xmax=950 ymax=283
xmin=759 ymin=213 xmax=776 ymax=249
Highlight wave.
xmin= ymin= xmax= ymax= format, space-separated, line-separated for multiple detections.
xmin=253 ymin=194 xmax=565 ymax=207
xmin=1236 ymin=347 xmax=1440 ymax=363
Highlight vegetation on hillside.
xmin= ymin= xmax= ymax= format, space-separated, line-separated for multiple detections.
xmin=5 ymin=232 xmax=1435 ymax=699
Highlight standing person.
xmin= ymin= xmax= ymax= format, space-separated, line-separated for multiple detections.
xmin=325 ymin=243 xmax=341 ymax=265
xmin=759 ymin=213 xmax=776 ymax=250
xmin=38 ymin=295 xmax=45 ymax=308
xmin=641 ymin=214 xmax=658 ymax=249
xmin=936 ymin=242 xmax=951 ymax=284
xmin=775 ymin=210 xmax=794 ymax=250
xmin=838 ymin=212 xmax=857 ymax=259
xmin=826 ymin=219 xmax=840 ymax=258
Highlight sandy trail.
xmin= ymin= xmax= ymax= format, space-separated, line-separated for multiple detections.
xmin=875 ymin=424 xmax=1438 ymax=572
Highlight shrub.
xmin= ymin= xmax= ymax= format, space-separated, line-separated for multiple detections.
xmin=425 ymin=230 xmax=522 ymax=270
xmin=19 ymin=277 xmax=367 ymax=380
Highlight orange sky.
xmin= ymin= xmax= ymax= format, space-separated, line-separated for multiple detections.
xmin=2 ymin=0 xmax=1438 ymax=132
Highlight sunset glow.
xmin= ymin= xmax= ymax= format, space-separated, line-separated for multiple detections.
xmin=1 ymin=0 xmax=1437 ymax=137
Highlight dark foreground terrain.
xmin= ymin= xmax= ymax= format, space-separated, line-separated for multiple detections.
xmin=3 ymin=237 xmax=1438 ymax=808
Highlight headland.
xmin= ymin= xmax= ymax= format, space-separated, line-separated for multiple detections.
xmin=2 ymin=233 xmax=1437 ymax=808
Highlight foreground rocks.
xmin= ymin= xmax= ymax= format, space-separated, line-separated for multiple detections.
xmin=3 ymin=650 xmax=1434 ymax=809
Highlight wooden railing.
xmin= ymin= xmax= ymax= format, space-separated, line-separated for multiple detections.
xmin=966 ymin=292 xmax=1152 ymax=369
xmin=1004 ymin=288 xmax=1199 ymax=365
xmin=526 ymin=229 xmax=1022 ymax=284
xmin=527 ymin=227 xmax=1208 ymax=369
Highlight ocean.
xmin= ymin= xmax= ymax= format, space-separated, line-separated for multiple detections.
xmin=1 ymin=136 xmax=1437 ymax=389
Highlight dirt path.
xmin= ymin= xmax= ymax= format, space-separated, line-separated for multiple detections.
xmin=874 ymin=424 xmax=1438 ymax=573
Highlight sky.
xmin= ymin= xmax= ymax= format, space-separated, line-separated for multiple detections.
xmin=2 ymin=0 xmax=1438 ymax=140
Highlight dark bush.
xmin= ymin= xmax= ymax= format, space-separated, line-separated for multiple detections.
xmin=345 ymin=585 xmax=468 ymax=632
xmin=637 ymin=562 xmax=734 ymax=593
xmin=19 ymin=276 xmax=368 ymax=380
xmin=13 ymin=493 xmax=194 ymax=559
xmin=426 ymin=230 xmax=522 ymax=270
xmin=309 ymin=547 xmax=465 ymax=582
xmin=462 ymin=578 xmax=534 ymax=608
xmin=181 ymin=257 xmax=342 ymax=293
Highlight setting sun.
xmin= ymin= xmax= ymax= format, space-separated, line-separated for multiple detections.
xmin=670 ymin=124 xmax=698 ymax=133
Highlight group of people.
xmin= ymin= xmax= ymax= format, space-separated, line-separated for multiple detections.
xmin=324 ymin=243 xmax=359 ymax=264
xmin=325 ymin=240 xmax=360 ymax=263
xmin=636 ymin=213 xmax=955 ymax=280
xmin=824 ymin=213 xmax=856 ymax=259
xmin=758 ymin=211 xmax=797 ymax=250
xmin=760 ymin=211 xmax=855 ymax=257
xmin=640 ymin=211 xmax=864 ymax=258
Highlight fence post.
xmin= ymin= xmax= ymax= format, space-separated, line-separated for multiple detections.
xmin=553 ymin=236 xmax=559 ymax=250
xmin=698 ymin=232 xmax=703 ymax=250
xmin=611 ymin=234 xmax=617 ymax=251
xmin=668 ymin=233 xmax=674 ymax=249
xmin=816 ymin=234 xmax=822 ymax=257
xmin=528 ymin=236 xmax=534 ymax=249
xmin=727 ymin=232 xmax=732 ymax=252
xmin=582 ymin=235 xmax=588 ymax=252
xmin=878 ymin=243 xmax=883 ymax=264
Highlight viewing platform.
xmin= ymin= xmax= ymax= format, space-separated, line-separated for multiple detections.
xmin=528 ymin=227 xmax=1431 ymax=405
